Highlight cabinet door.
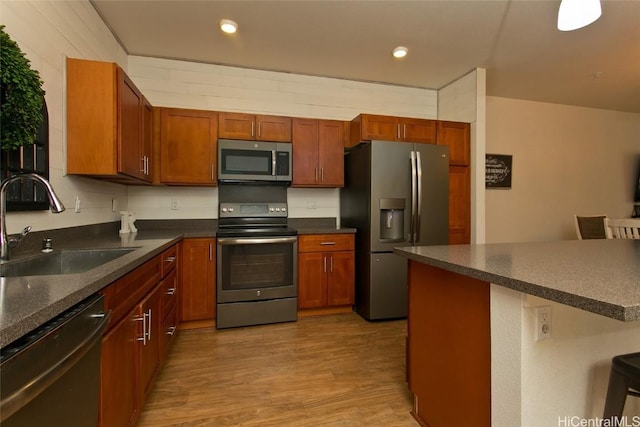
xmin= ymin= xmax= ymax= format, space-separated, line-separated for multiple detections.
xmin=360 ymin=114 xmax=399 ymax=141
xmin=327 ymin=251 xmax=355 ymax=306
xmin=139 ymin=284 xmax=162 ymax=399
xmin=256 ymin=115 xmax=292 ymax=142
xmin=141 ymin=97 xmax=153 ymax=181
xmin=298 ymin=252 xmax=328 ymax=309
xmin=437 ymin=121 xmax=470 ymax=166
xmin=448 ymin=165 xmax=471 ymax=245
xmin=402 ymin=118 xmax=436 ymax=144
xmin=317 ymin=120 xmax=344 ymax=187
xmin=100 ymin=308 xmax=139 ymax=427
xmin=160 ymin=108 xmax=217 ymax=185
xmin=118 ymin=69 xmax=144 ymax=180
xmin=292 ymin=118 xmax=319 ymax=185
xmin=181 ymin=238 xmax=216 ymax=321
xmin=218 ymin=112 xmax=255 ymax=139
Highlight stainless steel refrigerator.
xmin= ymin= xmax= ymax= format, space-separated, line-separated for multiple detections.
xmin=340 ymin=140 xmax=449 ymax=320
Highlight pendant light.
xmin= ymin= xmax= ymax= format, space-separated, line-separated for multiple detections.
xmin=557 ymin=0 xmax=602 ymax=31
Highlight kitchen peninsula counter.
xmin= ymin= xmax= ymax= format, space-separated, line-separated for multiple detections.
xmin=395 ymin=239 xmax=640 ymax=321
xmin=394 ymin=239 xmax=640 ymax=427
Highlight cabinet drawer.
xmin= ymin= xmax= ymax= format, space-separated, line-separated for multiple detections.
xmin=298 ymin=234 xmax=354 ymax=253
xmin=101 ymin=255 xmax=161 ymax=330
xmin=160 ymin=244 xmax=178 ymax=278
xmin=161 ymin=268 xmax=178 ymax=320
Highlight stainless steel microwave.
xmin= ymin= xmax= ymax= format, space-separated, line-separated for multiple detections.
xmin=218 ymin=139 xmax=292 ymax=182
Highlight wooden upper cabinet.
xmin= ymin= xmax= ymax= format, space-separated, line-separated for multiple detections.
xmin=159 ymin=108 xmax=218 ymax=185
xmin=350 ymin=114 xmax=436 ymax=145
xmin=402 ymin=118 xmax=436 ymax=144
xmin=437 ymin=121 xmax=470 ymax=166
xmin=292 ymin=118 xmax=345 ymax=187
xmin=67 ymin=58 xmax=151 ymax=183
xmin=218 ymin=112 xmax=292 ymax=142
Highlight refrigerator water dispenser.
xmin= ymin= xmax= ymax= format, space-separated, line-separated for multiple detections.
xmin=379 ymin=198 xmax=405 ymax=242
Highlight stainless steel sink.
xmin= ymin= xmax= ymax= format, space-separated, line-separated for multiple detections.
xmin=0 ymin=248 xmax=137 ymax=277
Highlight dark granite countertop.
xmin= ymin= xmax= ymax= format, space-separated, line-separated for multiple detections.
xmin=0 ymin=233 xmax=181 ymax=348
xmin=394 ymin=239 xmax=640 ymax=322
xmin=0 ymin=217 xmax=354 ymax=348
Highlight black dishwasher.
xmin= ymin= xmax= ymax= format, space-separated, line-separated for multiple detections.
xmin=0 ymin=294 xmax=110 ymax=427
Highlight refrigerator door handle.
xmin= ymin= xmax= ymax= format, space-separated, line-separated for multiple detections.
xmin=416 ymin=150 xmax=423 ymax=243
xmin=410 ymin=151 xmax=417 ymax=244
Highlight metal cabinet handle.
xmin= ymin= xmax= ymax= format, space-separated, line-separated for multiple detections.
xmin=164 ymin=256 xmax=176 ymax=263
xmin=211 ymin=164 xmax=215 ymax=181
xmin=320 ymin=241 xmax=336 ymax=246
xmin=330 ymin=255 xmax=333 ymax=273
xmin=166 ymin=326 xmax=177 ymax=336
xmin=251 ymin=121 xmax=255 ymax=137
xmin=403 ymin=124 xmax=407 ymax=140
xmin=135 ymin=315 xmax=146 ymax=344
xmin=397 ymin=124 xmax=401 ymax=140
xmin=209 ymin=244 xmax=213 ymax=261
xmin=323 ymin=256 xmax=327 ymax=273
xmin=166 ymin=287 xmax=176 ymax=296
xmin=258 ymin=121 xmax=262 ymax=137
xmin=147 ymin=309 xmax=152 ymax=341
xmin=321 ymin=167 xmax=324 ymax=182
xmin=315 ymin=167 xmax=318 ymax=182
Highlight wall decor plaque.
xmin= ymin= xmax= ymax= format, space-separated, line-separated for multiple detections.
xmin=485 ymin=154 xmax=512 ymax=189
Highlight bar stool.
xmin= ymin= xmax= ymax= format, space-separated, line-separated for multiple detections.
xmin=603 ymin=352 xmax=640 ymax=418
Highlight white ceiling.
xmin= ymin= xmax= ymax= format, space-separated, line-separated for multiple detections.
xmin=91 ymin=0 xmax=640 ymax=113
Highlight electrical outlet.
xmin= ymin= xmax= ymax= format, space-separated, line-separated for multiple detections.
xmin=74 ymin=196 xmax=81 ymax=213
xmin=111 ymin=198 xmax=117 ymax=212
xmin=170 ymin=199 xmax=179 ymax=210
xmin=535 ymin=306 xmax=552 ymax=341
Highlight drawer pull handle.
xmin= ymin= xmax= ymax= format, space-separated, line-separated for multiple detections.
xmin=166 ymin=288 xmax=176 ymax=296
xmin=166 ymin=326 xmax=177 ymax=336
xmin=320 ymin=242 xmax=336 ymax=245
xmin=164 ymin=256 xmax=176 ymax=263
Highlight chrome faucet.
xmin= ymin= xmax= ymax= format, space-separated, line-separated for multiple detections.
xmin=1 ymin=173 xmax=65 ymax=260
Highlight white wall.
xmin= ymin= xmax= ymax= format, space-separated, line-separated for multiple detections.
xmin=1 ymin=0 xmax=129 ymax=234
xmin=485 ymin=97 xmax=640 ymax=243
xmin=125 ymin=56 xmax=439 ymax=220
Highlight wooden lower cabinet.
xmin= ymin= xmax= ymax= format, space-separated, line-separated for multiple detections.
xmin=100 ymin=307 xmax=139 ymax=427
xmin=180 ymin=238 xmax=216 ymax=322
xmin=448 ymin=165 xmax=471 ymax=245
xmin=407 ymin=261 xmax=490 ymax=427
xmin=160 ymin=268 xmax=179 ymax=359
xmin=99 ymin=244 xmax=179 ymax=427
xmin=297 ymin=234 xmax=355 ymax=310
xmin=138 ymin=284 xmax=163 ymax=399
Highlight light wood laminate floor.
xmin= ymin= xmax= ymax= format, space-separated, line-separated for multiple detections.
xmin=139 ymin=313 xmax=416 ymax=426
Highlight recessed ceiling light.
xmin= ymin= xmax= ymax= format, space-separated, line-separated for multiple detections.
xmin=220 ymin=19 xmax=238 ymax=34
xmin=392 ymin=46 xmax=408 ymax=59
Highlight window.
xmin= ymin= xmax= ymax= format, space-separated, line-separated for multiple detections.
xmin=0 ymin=100 xmax=49 ymax=211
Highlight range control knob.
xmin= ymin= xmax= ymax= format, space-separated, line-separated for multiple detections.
xmin=221 ymin=207 xmax=228 ymax=213
xmin=282 ymin=207 xmax=287 ymax=212
xmin=275 ymin=208 xmax=281 ymax=212
xmin=228 ymin=207 xmax=234 ymax=212
xmin=269 ymin=207 xmax=275 ymax=212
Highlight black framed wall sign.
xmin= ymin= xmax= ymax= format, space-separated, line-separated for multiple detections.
xmin=485 ymin=154 xmax=512 ymax=189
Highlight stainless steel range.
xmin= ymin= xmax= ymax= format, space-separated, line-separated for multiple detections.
xmin=216 ymin=183 xmax=297 ymax=329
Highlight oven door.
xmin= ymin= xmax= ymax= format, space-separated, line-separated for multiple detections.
xmin=216 ymin=236 xmax=297 ymax=303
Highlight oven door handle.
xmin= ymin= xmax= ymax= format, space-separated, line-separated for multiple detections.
xmin=217 ymin=236 xmax=298 ymax=245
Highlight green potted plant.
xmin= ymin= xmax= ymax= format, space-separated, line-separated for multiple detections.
xmin=0 ymin=25 xmax=45 ymax=151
